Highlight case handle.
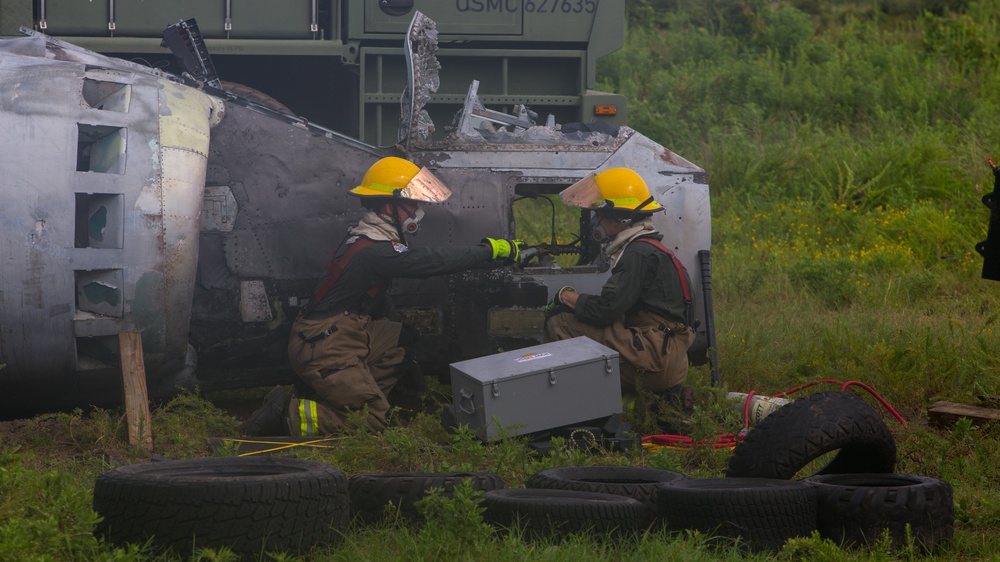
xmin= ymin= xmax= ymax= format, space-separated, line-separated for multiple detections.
xmin=458 ymin=388 xmax=477 ymax=415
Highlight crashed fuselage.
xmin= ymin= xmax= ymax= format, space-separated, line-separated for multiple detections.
xmin=0 ymin=27 xmax=711 ymax=417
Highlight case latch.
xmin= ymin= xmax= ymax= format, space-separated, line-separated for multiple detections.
xmin=548 ymin=368 xmax=557 ymax=385
xmin=491 ymin=381 xmax=500 ymax=397
xmin=604 ymin=355 xmax=614 ymax=373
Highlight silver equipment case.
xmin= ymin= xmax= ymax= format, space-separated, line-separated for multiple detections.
xmin=449 ymin=336 xmax=622 ymax=441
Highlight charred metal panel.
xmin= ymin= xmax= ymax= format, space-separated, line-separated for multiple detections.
xmin=239 ymin=280 xmax=273 ymax=323
xmin=200 ymin=185 xmax=238 ymax=233
xmin=191 ymin=100 xmax=387 ymax=384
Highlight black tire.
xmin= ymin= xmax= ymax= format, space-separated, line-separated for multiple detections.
xmin=656 ymin=477 xmax=817 ymax=552
xmin=348 ymin=472 xmax=504 ymax=524
xmin=483 ymin=488 xmax=645 ymax=539
xmin=725 ymin=391 xmax=897 ymax=480
xmin=525 ymin=465 xmax=686 ymax=525
xmin=804 ymin=473 xmax=954 ymax=551
xmin=93 ymin=457 xmax=349 ymax=556
xmin=219 ymin=80 xmax=294 ymax=114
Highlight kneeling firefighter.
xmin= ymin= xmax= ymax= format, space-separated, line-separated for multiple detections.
xmin=543 ymin=167 xmax=697 ymax=394
xmin=242 ymin=156 xmax=521 ymax=436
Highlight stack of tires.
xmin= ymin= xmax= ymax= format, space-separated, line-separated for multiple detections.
xmin=517 ymin=392 xmax=954 ymax=553
xmin=724 ymin=391 xmax=954 ymax=552
xmin=92 ymin=392 xmax=954 ymax=555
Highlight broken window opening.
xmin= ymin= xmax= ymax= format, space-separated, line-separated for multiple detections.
xmin=75 ymin=193 xmax=124 ymax=249
xmin=76 ymin=124 xmax=127 ymax=174
xmin=75 ymin=269 xmax=124 ymax=318
xmin=75 ymin=336 xmax=119 ymax=371
xmin=513 ymin=184 xmax=604 ymax=272
xmin=82 ymin=78 xmax=132 ymax=112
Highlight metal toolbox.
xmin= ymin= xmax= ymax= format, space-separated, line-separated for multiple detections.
xmin=449 ymin=337 xmax=622 ymax=441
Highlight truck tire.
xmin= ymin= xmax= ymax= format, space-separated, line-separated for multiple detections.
xmin=803 ymin=473 xmax=954 ymax=551
xmin=483 ymin=488 xmax=644 ymax=538
xmin=656 ymin=477 xmax=818 ymax=552
xmin=725 ymin=391 xmax=897 ymax=479
xmin=93 ymin=457 xmax=349 ymax=556
xmin=348 ymin=472 xmax=504 ymax=524
xmin=219 ymin=81 xmax=294 ymax=114
xmin=525 ymin=465 xmax=686 ymax=525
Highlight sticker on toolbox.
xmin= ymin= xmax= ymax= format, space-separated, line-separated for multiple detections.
xmin=515 ymin=351 xmax=552 ymax=363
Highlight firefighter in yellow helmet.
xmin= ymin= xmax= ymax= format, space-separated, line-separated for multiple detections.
xmin=545 ymin=167 xmax=697 ymax=396
xmin=242 ymin=157 xmax=520 ymax=436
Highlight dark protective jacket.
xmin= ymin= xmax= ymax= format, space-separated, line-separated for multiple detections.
xmin=575 ymin=233 xmax=689 ymax=327
xmin=307 ymin=236 xmax=494 ymax=318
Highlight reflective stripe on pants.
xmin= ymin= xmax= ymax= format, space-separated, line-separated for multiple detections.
xmin=298 ymin=399 xmax=319 ymax=436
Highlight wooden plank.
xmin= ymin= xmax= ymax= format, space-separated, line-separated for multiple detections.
xmin=119 ymin=332 xmax=153 ymax=451
xmin=927 ymin=400 xmax=1000 ymax=429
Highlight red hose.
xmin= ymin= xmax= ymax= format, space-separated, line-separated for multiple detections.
xmin=645 ymin=378 xmax=908 ymax=449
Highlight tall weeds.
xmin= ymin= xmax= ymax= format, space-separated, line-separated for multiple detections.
xmin=603 ymin=0 xmax=1000 ymax=412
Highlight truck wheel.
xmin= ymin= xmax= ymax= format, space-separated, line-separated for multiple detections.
xmin=220 ymin=81 xmax=294 ymax=114
xmin=93 ymin=457 xmax=349 ymax=556
xmin=525 ymin=465 xmax=686 ymax=525
xmin=348 ymin=472 xmax=504 ymax=524
xmin=483 ymin=488 xmax=644 ymax=538
xmin=656 ymin=477 xmax=818 ymax=552
xmin=803 ymin=473 xmax=954 ymax=551
xmin=725 ymin=391 xmax=897 ymax=480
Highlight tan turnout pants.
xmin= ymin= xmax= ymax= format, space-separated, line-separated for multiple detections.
xmin=544 ymin=309 xmax=695 ymax=392
xmin=286 ymin=311 xmax=405 ymax=435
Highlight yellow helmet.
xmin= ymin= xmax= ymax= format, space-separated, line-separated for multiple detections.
xmin=593 ymin=168 xmax=663 ymax=212
xmin=350 ymin=156 xmax=453 ymax=203
xmin=559 ymin=167 xmax=663 ymax=213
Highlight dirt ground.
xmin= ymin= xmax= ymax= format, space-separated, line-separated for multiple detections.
xmin=0 ymin=389 xmax=267 ymax=463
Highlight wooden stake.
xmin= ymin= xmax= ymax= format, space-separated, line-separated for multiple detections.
xmin=119 ymin=332 xmax=153 ymax=451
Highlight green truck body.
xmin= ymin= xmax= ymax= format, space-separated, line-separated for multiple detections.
xmin=1 ymin=0 xmax=626 ymax=144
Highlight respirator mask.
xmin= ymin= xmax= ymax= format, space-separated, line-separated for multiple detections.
xmin=590 ymin=211 xmax=628 ymax=242
xmin=400 ymin=206 xmax=425 ymax=235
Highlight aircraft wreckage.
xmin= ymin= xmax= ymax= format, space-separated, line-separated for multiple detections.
xmin=0 ymin=14 xmax=713 ymax=417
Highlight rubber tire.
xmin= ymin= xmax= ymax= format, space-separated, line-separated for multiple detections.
xmin=725 ymin=391 xmax=897 ymax=480
xmin=348 ymin=472 xmax=504 ymax=524
xmin=219 ymin=80 xmax=294 ymax=114
xmin=804 ymin=473 xmax=954 ymax=551
xmin=483 ymin=488 xmax=645 ymax=539
xmin=525 ymin=465 xmax=686 ymax=525
xmin=93 ymin=457 xmax=349 ymax=556
xmin=656 ymin=477 xmax=818 ymax=552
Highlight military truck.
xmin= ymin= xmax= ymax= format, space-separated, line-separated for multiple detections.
xmin=0 ymin=0 xmax=628 ymax=145
xmin=0 ymin=1 xmax=714 ymax=418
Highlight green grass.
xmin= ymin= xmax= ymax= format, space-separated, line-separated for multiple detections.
xmin=6 ymin=1 xmax=1000 ymax=560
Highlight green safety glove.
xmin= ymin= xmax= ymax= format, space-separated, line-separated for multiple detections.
xmin=544 ymin=286 xmax=576 ymax=316
xmin=482 ymin=238 xmax=523 ymax=261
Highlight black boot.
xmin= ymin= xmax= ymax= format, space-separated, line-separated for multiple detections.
xmin=240 ymin=386 xmax=293 ymax=436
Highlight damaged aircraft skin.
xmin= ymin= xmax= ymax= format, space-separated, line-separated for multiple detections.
xmin=0 ymin=17 xmax=712 ymax=418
